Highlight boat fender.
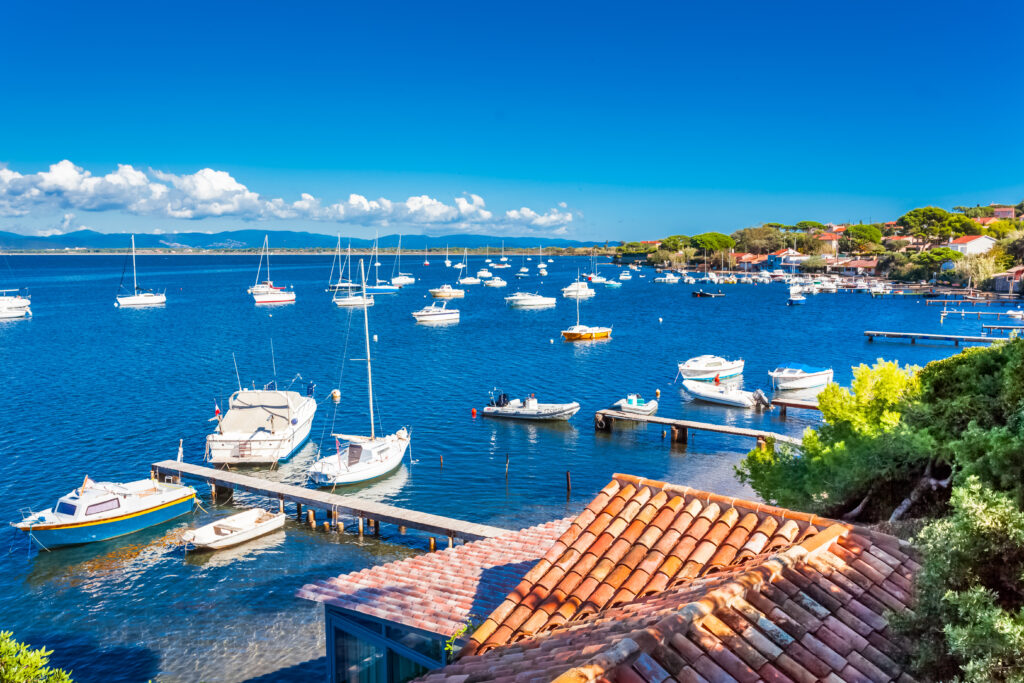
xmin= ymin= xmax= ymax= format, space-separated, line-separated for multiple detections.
xmin=655 ymin=389 xmax=661 ymax=398
xmin=331 ymin=389 xmax=341 ymax=402
xmin=471 ymin=408 xmax=477 ymax=417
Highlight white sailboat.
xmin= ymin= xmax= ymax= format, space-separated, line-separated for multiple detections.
xmin=326 ymin=236 xmax=358 ymax=291
xmin=444 ymin=246 xmax=452 ymax=268
xmin=309 ymin=261 xmax=411 ymax=486
xmin=454 ymin=248 xmax=468 ymax=270
xmin=391 ymin=235 xmax=415 ymax=286
xmin=333 ymin=258 xmax=375 ymax=308
xmin=365 ymin=239 xmax=399 ymax=294
xmin=248 ymin=235 xmax=295 ymax=304
xmin=115 ymin=235 xmax=167 ymax=307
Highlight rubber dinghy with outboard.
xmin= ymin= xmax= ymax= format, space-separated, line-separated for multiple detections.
xmin=682 ymin=379 xmax=770 ymax=409
xmin=183 ymin=508 xmax=285 ymax=551
xmin=612 ymin=393 xmax=658 ymax=415
xmin=482 ymin=391 xmax=580 ymax=421
xmin=768 ymin=364 xmax=833 ymax=390
xmin=13 ymin=476 xmax=196 ymax=548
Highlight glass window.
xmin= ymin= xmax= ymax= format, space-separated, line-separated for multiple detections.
xmin=387 ymin=650 xmax=428 ymax=683
xmin=334 ymin=626 xmax=385 ymax=683
xmin=343 ymin=612 xmax=383 ymax=634
xmin=56 ymin=501 xmax=77 ymax=516
xmin=85 ymin=498 xmax=120 ymax=515
xmin=385 ymin=626 xmax=444 ymax=662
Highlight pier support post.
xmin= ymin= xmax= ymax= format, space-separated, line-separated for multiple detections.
xmin=399 ymin=525 xmax=406 ymax=535
xmin=448 ymin=535 xmax=454 ymax=549
xmin=278 ymin=497 xmax=284 ymax=514
xmin=331 ymin=509 xmax=339 ymax=530
xmin=322 ymin=521 xmax=330 ymax=532
xmin=307 ymin=509 xmax=316 ymax=527
xmin=671 ymin=426 xmax=687 ymax=443
xmin=757 ymin=436 xmax=766 ymax=451
xmin=779 ymin=405 xmax=787 ymax=419
xmin=868 ymin=335 xmax=874 ymax=342
xmin=358 ymin=517 xmax=364 ymax=538
xmin=296 ymin=503 xmax=302 ymax=519
xmin=211 ymin=484 xmax=232 ymax=503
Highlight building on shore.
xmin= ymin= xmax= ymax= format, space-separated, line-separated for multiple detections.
xmin=301 ymin=474 xmax=920 ymax=683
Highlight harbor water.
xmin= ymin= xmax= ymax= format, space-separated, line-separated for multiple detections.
xmin=0 ymin=254 xmax=987 ymax=681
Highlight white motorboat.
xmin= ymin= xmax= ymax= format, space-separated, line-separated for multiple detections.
xmin=654 ymin=272 xmax=680 ymax=284
xmin=412 ymin=301 xmax=460 ymax=323
xmin=206 ymin=385 xmax=317 ymax=464
xmin=183 ymin=508 xmax=286 ymax=550
xmin=484 ymin=277 xmax=507 ymax=288
xmin=682 ymin=276 xmax=697 ymax=284
xmin=769 ymin=364 xmax=834 ymax=390
xmin=326 ymin=237 xmax=359 ymax=291
xmin=678 ymin=355 xmax=744 ymax=381
xmin=0 ymin=289 xmax=31 ymax=318
xmin=390 ymin=235 xmax=415 ymax=286
xmin=248 ymin=235 xmax=295 ymax=304
xmin=429 ymin=284 xmax=465 ymax=299
xmin=619 ymin=271 xmax=632 ymax=281
xmin=458 ymin=275 xmax=482 ymax=285
xmin=505 ymin=292 xmax=556 ymax=308
xmin=334 ymin=261 xmax=374 ymax=307
xmin=482 ymin=391 xmax=580 ymax=421
xmin=612 ymin=394 xmax=658 ymax=415
xmin=683 ymin=379 xmax=768 ymax=409
xmin=116 ymin=235 xmax=167 ymax=307
xmin=476 ymin=268 xmax=493 ymax=279
xmin=562 ymin=279 xmax=595 ymax=299
xmin=309 ymin=260 xmax=411 ymax=486
xmin=788 ymin=286 xmax=806 ymax=306
xmin=14 ymin=476 xmax=196 ymax=548
xmin=1007 ymin=309 xmax=1024 ymax=320
xmin=538 ymin=267 xmax=548 ymax=276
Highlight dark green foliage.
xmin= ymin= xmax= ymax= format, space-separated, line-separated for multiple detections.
xmin=731 ymin=226 xmax=786 ymax=254
xmin=659 ymin=235 xmax=689 ymax=252
xmin=794 ymin=220 xmax=826 ymax=232
xmin=893 ymin=478 xmax=1024 ymax=682
xmin=690 ymin=232 xmax=735 ymax=253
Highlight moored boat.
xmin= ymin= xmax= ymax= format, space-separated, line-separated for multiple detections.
xmin=768 ymin=364 xmax=833 ymax=390
xmin=206 ymin=385 xmax=317 ymax=464
xmin=654 ymin=272 xmax=680 ymax=284
xmin=412 ymin=301 xmax=460 ymax=323
xmin=561 ymin=279 xmax=595 ymax=299
xmin=14 ymin=476 xmax=196 ymax=548
xmin=612 ymin=394 xmax=658 ymax=415
xmin=484 ymin=277 xmax=507 ymax=288
xmin=0 ymin=289 xmax=31 ymax=318
xmin=692 ymin=289 xmax=724 ymax=298
xmin=248 ymin=235 xmax=294 ymax=304
xmin=482 ymin=391 xmax=580 ymax=421
xmin=116 ymin=235 xmax=168 ymax=307
xmin=683 ymin=379 xmax=768 ymax=409
xmin=429 ymin=284 xmax=465 ymax=299
xmin=505 ymin=292 xmax=555 ymax=308
xmin=183 ymin=508 xmax=285 ymax=550
xmin=678 ymin=355 xmax=744 ymax=381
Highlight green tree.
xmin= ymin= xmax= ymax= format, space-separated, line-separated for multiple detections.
xmin=899 ymin=206 xmax=951 ymax=241
xmin=912 ymin=246 xmax=963 ymax=270
xmin=794 ymin=220 xmax=826 ymax=233
xmin=0 ymin=632 xmax=73 ymax=683
xmin=659 ymin=235 xmax=688 ymax=252
xmin=953 ymin=205 xmax=995 ymax=219
xmin=844 ymin=224 xmax=883 ymax=246
xmin=731 ymin=226 xmax=786 ymax=254
xmin=690 ymin=232 xmax=735 ymax=253
xmin=893 ymin=478 xmax=1024 ymax=682
xmin=944 ymin=213 xmax=980 ymax=238
xmin=801 ymin=255 xmax=826 ymax=271
xmin=986 ymin=219 xmax=1019 ymax=240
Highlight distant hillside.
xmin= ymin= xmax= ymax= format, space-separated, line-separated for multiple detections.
xmin=0 ymin=229 xmax=603 ymax=251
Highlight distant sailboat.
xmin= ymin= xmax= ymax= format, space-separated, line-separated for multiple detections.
xmin=334 ymin=258 xmax=374 ymax=308
xmin=391 ymin=235 xmax=415 ymax=286
xmin=365 ymin=239 xmax=399 ymax=294
xmin=248 ymin=235 xmax=295 ymax=304
xmin=116 ymin=235 xmax=167 ymax=307
xmin=327 ymin=236 xmax=358 ymax=291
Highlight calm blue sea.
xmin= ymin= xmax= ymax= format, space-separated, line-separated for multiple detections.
xmin=0 ymin=254 xmax=984 ymax=681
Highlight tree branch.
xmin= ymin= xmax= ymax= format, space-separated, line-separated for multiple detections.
xmin=889 ymin=461 xmax=952 ymax=522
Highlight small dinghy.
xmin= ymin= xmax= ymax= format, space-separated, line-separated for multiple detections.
xmin=692 ymin=289 xmax=724 ymax=298
xmin=612 ymin=393 xmax=658 ymax=415
xmin=769 ymin=364 xmax=833 ymax=390
xmin=183 ymin=508 xmax=285 ymax=551
xmin=683 ymin=379 xmax=770 ymax=410
xmin=482 ymin=391 xmax=580 ymax=421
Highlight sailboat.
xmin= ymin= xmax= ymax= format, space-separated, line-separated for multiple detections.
xmin=500 ymin=241 xmax=508 ymax=262
xmin=423 ymin=248 xmax=430 ymax=267
xmin=326 ymin=237 xmax=358 ymax=291
xmin=454 ymin=248 xmax=467 ymax=270
xmin=444 ymin=246 xmax=452 ymax=268
xmin=561 ymin=288 xmax=611 ymax=341
xmin=492 ymin=242 xmax=510 ymax=269
xmin=391 ymin=235 xmax=415 ymax=286
xmin=333 ymin=258 xmax=374 ymax=308
xmin=248 ymin=235 xmax=295 ymax=304
xmin=365 ymin=239 xmax=399 ymax=294
xmin=115 ymin=235 xmax=167 ymax=307
xmin=309 ymin=260 xmax=411 ymax=486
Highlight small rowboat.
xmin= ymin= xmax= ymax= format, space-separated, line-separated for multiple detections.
xmin=183 ymin=508 xmax=285 ymax=550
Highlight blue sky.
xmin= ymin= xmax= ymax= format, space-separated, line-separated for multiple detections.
xmin=1 ymin=0 xmax=1021 ymax=240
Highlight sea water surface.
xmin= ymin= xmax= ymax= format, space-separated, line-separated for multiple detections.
xmin=0 ymin=254 xmax=987 ymax=681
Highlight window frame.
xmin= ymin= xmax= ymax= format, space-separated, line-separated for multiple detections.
xmin=325 ymin=605 xmax=445 ymax=683
xmin=85 ymin=498 xmax=120 ymax=516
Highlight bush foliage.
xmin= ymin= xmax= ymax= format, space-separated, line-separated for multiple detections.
xmin=0 ymin=632 xmax=72 ymax=683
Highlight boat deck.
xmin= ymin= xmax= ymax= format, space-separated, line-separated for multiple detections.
xmin=151 ymin=460 xmax=509 ymax=545
xmin=593 ymin=410 xmax=801 ymax=447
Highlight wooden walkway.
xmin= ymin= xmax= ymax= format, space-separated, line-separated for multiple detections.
xmin=593 ymin=410 xmax=802 ymax=447
xmin=982 ymin=324 xmax=1024 ymax=332
xmin=940 ymin=310 xmax=1020 ymax=320
xmin=151 ymin=460 xmax=509 ymax=545
xmin=864 ymin=330 xmax=997 ymax=345
xmin=927 ymin=299 xmax=1022 ymax=306
xmin=770 ymin=399 xmax=820 ymax=418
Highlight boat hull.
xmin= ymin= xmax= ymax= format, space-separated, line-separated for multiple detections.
xmin=207 ymin=399 xmax=316 ymax=464
xmin=678 ymin=362 xmax=744 ymax=382
xmin=309 ymin=438 xmax=409 ymax=486
xmin=116 ymin=293 xmax=166 ymax=307
xmin=482 ymin=403 xmax=580 ymax=421
xmin=562 ymin=330 xmax=611 ymax=341
xmin=252 ymin=291 xmax=295 ymax=304
xmin=682 ymin=380 xmax=754 ymax=408
xmin=19 ymin=493 xmax=195 ymax=548
xmin=184 ymin=511 xmax=286 ymax=550
xmin=770 ymin=370 xmax=833 ymax=390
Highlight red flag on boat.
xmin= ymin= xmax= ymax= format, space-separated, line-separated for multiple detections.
xmin=214 ymin=402 xmax=221 ymax=417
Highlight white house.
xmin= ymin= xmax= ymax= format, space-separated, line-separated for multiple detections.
xmin=948 ymin=234 xmax=996 ymax=256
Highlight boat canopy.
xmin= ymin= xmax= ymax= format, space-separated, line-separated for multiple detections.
xmin=221 ymin=390 xmax=302 ymax=432
xmin=771 ymin=363 xmax=827 ymax=373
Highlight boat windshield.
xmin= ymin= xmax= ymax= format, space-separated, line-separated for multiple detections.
xmin=56 ymin=501 xmax=77 ymax=516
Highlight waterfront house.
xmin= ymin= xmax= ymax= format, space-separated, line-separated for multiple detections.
xmin=735 ymin=253 xmax=768 ymax=271
xmin=765 ymin=248 xmax=805 ymax=271
xmin=841 ymin=259 xmax=878 ymax=276
xmin=301 ymin=474 xmax=920 ymax=683
xmin=994 ymin=265 xmax=1024 ymax=294
xmin=816 ymin=232 xmax=840 ymax=255
xmin=949 ymin=234 xmax=996 ymax=256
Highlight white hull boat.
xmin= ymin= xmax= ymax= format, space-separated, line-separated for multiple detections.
xmin=654 ymin=273 xmax=680 ymax=284
xmin=458 ymin=276 xmax=482 ymax=285
xmin=484 ymin=277 xmax=507 ymax=288
xmin=392 ymin=274 xmax=415 ymax=287
xmin=0 ymin=306 xmax=30 ymax=319
xmin=561 ymin=280 xmax=595 ymax=298
xmin=249 ymin=235 xmax=293 ymax=304
xmin=183 ymin=508 xmax=286 ymax=550
xmin=334 ymin=293 xmax=374 ymax=308
xmin=769 ymin=364 xmax=833 ymax=390
xmin=612 ymin=394 xmax=657 ymax=415
xmin=483 ymin=392 xmax=580 ymax=421
xmin=683 ymin=379 xmax=766 ymax=409
xmin=619 ymin=272 xmax=632 ymax=281
xmin=207 ymin=388 xmax=316 ymax=464
xmin=505 ymin=292 xmax=555 ymax=308
xmin=0 ymin=289 xmax=31 ymax=318
xmin=412 ymin=301 xmax=459 ymax=323
xmin=678 ymin=355 xmax=744 ymax=381
xmin=430 ymin=285 xmax=465 ymax=299
xmin=116 ymin=235 xmax=166 ymax=307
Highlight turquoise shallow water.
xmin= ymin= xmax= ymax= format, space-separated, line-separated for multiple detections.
xmin=0 ymin=254 xmax=982 ymax=681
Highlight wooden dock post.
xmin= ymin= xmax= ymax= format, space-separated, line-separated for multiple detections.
xmin=331 ymin=509 xmax=339 ymax=530
xmin=399 ymin=525 xmax=406 ymax=535
xmin=448 ymin=535 xmax=454 ymax=549
xmin=779 ymin=405 xmax=787 ymax=418
xmin=429 ymin=537 xmax=436 ymax=552
xmin=671 ymin=425 xmax=687 ymax=443
xmin=278 ymin=497 xmax=284 ymax=514
xmin=357 ymin=517 xmax=364 ymax=537
xmin=210 ymin=483 xmax=232 ymax=503
xmin=565 ymin=470 xmax=571 ymax=495
xmin=295 ymin=502 xmax=302 ymax=519
xmin=757 ymin=436 xmax=766 ymax=451
xmin=307 ymin=509 xmax=316 ymax=527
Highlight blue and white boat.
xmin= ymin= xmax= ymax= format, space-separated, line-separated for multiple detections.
xmin=14 ymin=477 xmax=196 ymax=548
xmin=769 ymin=364 xmax=833 ymax=390
xmin=787 ymin=286 xmax=806 ymax=306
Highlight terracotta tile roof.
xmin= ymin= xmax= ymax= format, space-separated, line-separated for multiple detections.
xmin=417 ymin=474 xmax=919 ymax=682
xmin=843 ymin=259 xmax=878 ymax=268
xmin=816 ymin=233 xmax=840 ymax=241
xmin=950 ymin=234 xmax=989 ymax=244
xmin=298 ymin=519 xmax=570 ymax=636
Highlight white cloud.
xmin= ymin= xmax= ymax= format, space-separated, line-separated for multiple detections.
xmin=0 ymin=161 xmax=575 ymax=235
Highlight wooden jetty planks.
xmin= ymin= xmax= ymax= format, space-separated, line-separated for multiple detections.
xmin=593 ymin=409 xmax=802 ymax=447
xmin=151 ymin=460 xmax=509 ymax=542
xmin=770 ymin=399 xmax=820 ymax=418
xmin=864 ymin=330 xmax=997 ymax=345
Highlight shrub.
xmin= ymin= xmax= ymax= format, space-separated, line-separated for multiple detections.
xmin=0 ymin=632 xmax=73 ymax=683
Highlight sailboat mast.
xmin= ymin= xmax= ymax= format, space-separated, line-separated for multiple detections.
xmin=266 ymin=236 xmax=272 ymax=283
xmin=359 ymin=259 xmax=375 ymax=439
xmin=131 ymin=234 xmax=138 ymax=292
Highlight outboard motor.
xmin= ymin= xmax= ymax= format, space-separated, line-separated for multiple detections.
xmin=497 ymin=393 xmax=509 ymax=407
xmin=306 ymin=381 xmax=316 ymax=397
xmin=752 ymin=389 xmax=772 ymax=411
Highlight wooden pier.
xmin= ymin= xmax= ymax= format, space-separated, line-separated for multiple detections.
xmin=927 ymin=299 xmax=1022 ymax=306
xmin=940 ymin=310 xmax=1020 ymax=321
xmin=770 ymin=399 xmax=820 ymax=418
xmin=593 ymin=410 xmax=801 ymax=448
xmin=982 ymin=324 xmax=1024 ymax=333
xmin=151 ymin=460 xmax=509 ymax=546
xmin=864 ymin=330 xmax=997 ymax=346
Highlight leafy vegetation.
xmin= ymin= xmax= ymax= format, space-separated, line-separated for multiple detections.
xmin=0 ymin=632 xmax=73 ymax=683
